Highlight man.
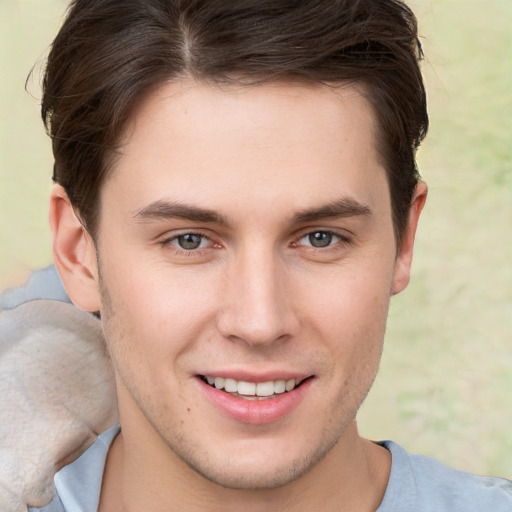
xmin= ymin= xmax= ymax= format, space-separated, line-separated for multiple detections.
xmin=4 ymin=0 xmax=510 ymax=510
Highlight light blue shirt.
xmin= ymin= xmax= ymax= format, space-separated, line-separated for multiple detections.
xmin=29 ymin=426 xmax=120 ymax=512
xmin=0 ymin=266 xmax=70 ymax=311
xmin=29 ymin=425 xmax=512 ymax=512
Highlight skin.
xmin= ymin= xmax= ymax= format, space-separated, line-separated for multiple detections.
xmin=50 ymin=80 xmax=427 ymax=512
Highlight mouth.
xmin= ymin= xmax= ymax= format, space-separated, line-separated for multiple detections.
xmin=199 ymin=375 xmax=310 ymax=400
xmin=197 ymin=373 xmax=314 ymax=424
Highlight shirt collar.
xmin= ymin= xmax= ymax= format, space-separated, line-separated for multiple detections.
xmin=54 ymin=425 xmax=120 ymax=512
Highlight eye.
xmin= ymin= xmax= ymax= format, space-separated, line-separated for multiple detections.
xmin=169 ymin=233 xmax=210 ymax=251
xmin=298 ymin=231 xmax=342 ymax=248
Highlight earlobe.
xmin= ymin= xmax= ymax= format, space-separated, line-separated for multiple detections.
xmin=391 ymin=181 xmax=428 ymax=295
xmin=49 ymin=184 xmax=101 ymax=312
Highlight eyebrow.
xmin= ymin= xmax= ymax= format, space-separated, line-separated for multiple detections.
xmin=132 ymin=196 xmax=371 ymax=227
xmin=291 ymin=197 xmax=372 ymax=224
xmin=133 ymin=200 xmax=231 ymax=227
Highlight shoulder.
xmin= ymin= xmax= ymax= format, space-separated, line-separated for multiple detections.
xmin=28 ymin=426 xmax=120 ymax=512
xmin=378 ymin=440 xmax=512 ymax=512
xmin=28 ymin=494 xmax=66 ymax=512
xmin=1 ymin=266 xmax=70 ymax=310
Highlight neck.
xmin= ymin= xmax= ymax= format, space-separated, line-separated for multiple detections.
xmin=99 ymin=421 xmax=390 ymax=512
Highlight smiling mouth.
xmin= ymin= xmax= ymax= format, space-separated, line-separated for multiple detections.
xmin=200 ymin=375 xmax=310 ymax=400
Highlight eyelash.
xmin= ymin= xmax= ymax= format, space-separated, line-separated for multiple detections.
xmin=160 ymin=231 xmax=216 ymax=256
xmin=160 ymin=229 xmax=351 ymax=256
xmin=293 ymin=230 xmax=351 ymax=251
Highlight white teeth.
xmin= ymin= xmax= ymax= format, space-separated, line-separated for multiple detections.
xmin=285 ymin=379 xmax=296 ymax=391
xmin=204 ymin=376 xmax=303 ymax=396
xmin=224 ymin=378 xmax=238 ymax=392
xmin=256 ymin=381 xmax=275 ymax=397
xmin=237 ymin=381 xmax=256 ymax=395
xmin=274 ymin=380 xmax=286 ymax=394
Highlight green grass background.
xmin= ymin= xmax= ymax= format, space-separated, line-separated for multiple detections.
xmin=1 ymin=0 xmax=511 ymax=477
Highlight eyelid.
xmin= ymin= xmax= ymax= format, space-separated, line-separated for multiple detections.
xmin=160 ymin=227 xmax=213 ymax=241
xmin=159 ymin=230 xmax=217 ymax=253
xmin=158 ymin=228 xmax=351 ymax=256
xmin=293 ymin=228 xmax=351 ymax=246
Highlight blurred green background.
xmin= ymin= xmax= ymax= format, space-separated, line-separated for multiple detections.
xmin=1 ymin=0 xmax=511 ymax=476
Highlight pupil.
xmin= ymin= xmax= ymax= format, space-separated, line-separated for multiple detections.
xmin=309 ymin=232 xmax=332 ymax=248
xmin=178 ymin=234 xmax=202 ymax=250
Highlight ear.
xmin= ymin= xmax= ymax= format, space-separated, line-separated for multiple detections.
xmin=391 ymin=181 xmax=428 ymax=295
xmin=49 ymin=184 xmax=101 ymax=312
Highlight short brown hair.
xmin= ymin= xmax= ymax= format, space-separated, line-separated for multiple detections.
xmin=42 ymin=0 xmax=428 ymax=242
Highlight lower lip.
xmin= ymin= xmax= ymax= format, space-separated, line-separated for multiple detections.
xmin=197 ymin=377 xmax=312 ymax=425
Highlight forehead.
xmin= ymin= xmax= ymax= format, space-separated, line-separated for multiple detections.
xmin=104 ymin=79 xmax=389 ymax=221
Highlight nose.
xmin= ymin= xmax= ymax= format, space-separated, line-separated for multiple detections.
xmin=216 ymin=245 xmax=299 ymax=348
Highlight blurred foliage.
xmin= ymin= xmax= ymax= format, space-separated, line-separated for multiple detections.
xmin=359 ymin=0 xmax=512 ymax=477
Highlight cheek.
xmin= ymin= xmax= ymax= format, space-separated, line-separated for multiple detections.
xmin=294 ymin=258 xmax=393 ymax=378
xmin=99 ymin=258 xmax=220 ymax=364
xmin=297 ymin=258 xmax=393 ymax=333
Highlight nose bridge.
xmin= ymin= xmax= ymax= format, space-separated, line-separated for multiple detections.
xmin=218 ymin=240 xmax=295 ymax=346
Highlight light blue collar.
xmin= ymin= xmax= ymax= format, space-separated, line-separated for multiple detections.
xmin=54 ymin=425 xmax=120 ymax=512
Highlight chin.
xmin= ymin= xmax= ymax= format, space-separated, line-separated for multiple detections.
xmin=173 ymin=431 xmax=342 ymax=491
xmin=192 ymin=458 xmax=310 ymax=491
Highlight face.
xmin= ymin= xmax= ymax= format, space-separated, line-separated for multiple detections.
xmin=77 ymin=81 xmax=418 ymax=489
